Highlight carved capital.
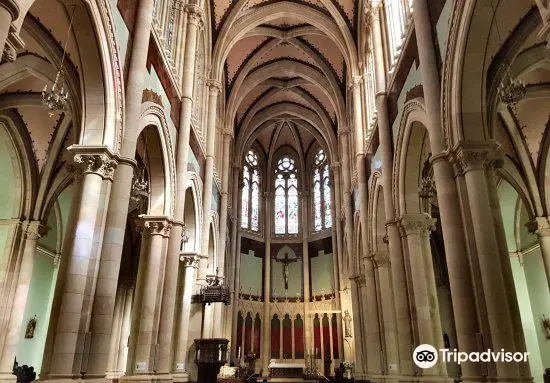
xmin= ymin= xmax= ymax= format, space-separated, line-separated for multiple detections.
xmin=138 ymin=215 xmax=173 ymax=238
xmin=180 ymin=253 xmax=200 ymax=268
xmin=348 ymin=76 xmax=363 ymax=91
xmin=398 ymin=213 xmax=436 ymax=236
xmin=526 ymin=216 xmax=550 ymax=237
xmin=206 ymin=78 xmax=222 ymax=93
xmin=449 ymin=140 xmax=499 ymax=175
xmin=69 ymin=146 xmax=118 ymax=181
xmin=24 ymin=221 xmax=48 ymax=240
xmin=2 ymin=41 xmax=16 ymax=63
xmin=373 ymin=251 xmax=391 ymax=268
xmin=184 ymin=4 xmax=204 ymax=27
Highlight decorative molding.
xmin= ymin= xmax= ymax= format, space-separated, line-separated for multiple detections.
xmin=398 ymin=213 xmax=436 ymax=236
xmin=449 ymin=140 xmax=499 ymax=175
xmin=138 ymin=215 xmax=173 ymax=238
xmin=68 ymin=145 xmax=118 ymax=181
xmin=184 ymin=3 xmax=204 ymax=27
xmin=526 ymin=217 xmax=550 ymax=237
xmin=179 ymin=253 xmax=200 ymax=268
xmin=24 ymin=221 xmax=48 ymax=240
xmin=373 ymin=251 xmax=391 ymax=268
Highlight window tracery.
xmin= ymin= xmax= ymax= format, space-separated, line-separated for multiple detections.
xmin=274 ymin=155 xmax=299 ymax=235
xmin=241 ymin=150 xmax=260 ymax=231
xmin=312 ymin=149 xmax=332 ymax=231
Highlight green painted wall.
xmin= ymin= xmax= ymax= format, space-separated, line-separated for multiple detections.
xmin=240 ymin=251 xmax=263 ymax=295
xmin=310 ymin=251 xmax=334 ymax=295
xmin=0 ymin=124 xmax=16 ymax=220
xmin=16 ymin=251 xmax=58 ymax=375
xmin=436 ymin=0 xmax=452 ymax=59
xmin=510 ymin=257 xmax=544 ymax=382
xmin=523 ymin=250 xmax=550 ymax=371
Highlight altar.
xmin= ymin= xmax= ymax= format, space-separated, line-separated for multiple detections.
xmin=268 ymin=360 xmax=306 ymax=378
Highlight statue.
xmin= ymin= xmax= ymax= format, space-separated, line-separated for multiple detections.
xmin=276 ymin=252 xmax=296 ymax=290
xmin=24 ymin=316 xmax=37 ymax=339
xmin=343 ymin=310 xmax=352 ymax=338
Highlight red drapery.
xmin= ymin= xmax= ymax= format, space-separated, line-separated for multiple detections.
xmin=294 ymin=315 xmax=304 ymax=358
xmin=313 ymin=314 xmax=321 ymax=358
xmin=244 ymin=313 xmax=252 ymax=355
xmin=254 ymin=314 xmax=261 ymax=357
xmin=322 ymin=314 xmax=331 ymax=359
xmin=331 ymin=313 xmax=339 ymax=359
xmin=283 ymin=315 xmax=292 ymax=358
xmin=271 ymin=315 xmax=280 ymax=358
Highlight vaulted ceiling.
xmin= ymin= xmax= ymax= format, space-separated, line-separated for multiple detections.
xmin=214 ymin=0 xmax=359 ymax=164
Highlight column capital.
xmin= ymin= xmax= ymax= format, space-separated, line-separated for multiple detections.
xmin=373 ymin=251 xmax=391 ymax=268
xmin=449 ymin=140 xmax=499 ymax=175
xmin=206 ymin=78 xmax=222 ymax=93
xmin=526 ymin=217 xmax=550 ymax=237
xmin=138 ymin=215 xmax=173 ymax=238
xmin=338 ymin=127 xmax=351 ymax=135
xmin=184 ymin=3 xmax=204 ymax=27
xmin=330 ymin=161 xmax=341 ymax=169
xmin=0 ymin=0 xmax=20 ymax=20
xmin=179 ymin=253 xmax=200 ymax=268
xmin=348 ymin=76 xmax=363 ymax=91
xmin=23 ymin=221 xmax=48 ymax=240
xmin=398 ymin=213 xmax=436 ymax=236
xmin=68 ymin=145 xmax=119 ymax=181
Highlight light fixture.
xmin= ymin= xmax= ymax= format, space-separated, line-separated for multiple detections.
xmin=489 ymin=0 xmax=526 ymax=107
xmin=42 ymin=7 xmax=76 ymax=114
xmin=498 ymin=63 xmax=526 ymax=106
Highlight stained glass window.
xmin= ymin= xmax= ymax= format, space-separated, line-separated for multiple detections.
xmin=241 ymin=150 xmax=260 ymax=231
xmin=313 ymin=150 xmax=332 ymax=231
xmin=274 ymin=155 xmax=299 ymax=235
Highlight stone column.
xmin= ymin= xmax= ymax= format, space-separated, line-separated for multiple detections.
xmin=370 ymin=2 xmax=413 ymax=375
xmin=412 ymin=0 xmax=485 ymax=380
xmin=105 ymin=284 xmax=126 ymax=378
xmin=361 ymin=255 xmax=381 ymax=377
xmin=87 ymin=0 xmax=154 ymax=375
xmin=117 ymin=284 xmax=134 ymax=375
xmin=198 ymin=79 xmax=222 ymax=284
xmin=373 ymin=251 xmax=399 ymax=377
xmin=229 ymin=166 xmax=241 ymax=360
xmin=331 ymin=163 xmax=346 ymax=285
xmin=398 ymin=214 xmax=446 ymax=377
xmin=527 ymin=217 xmax=550 ymax=291
xmin=124 ymin=216 xmax=172 ymax=380
xmin=0 ymin=0 xmax=18 ymax=61
xmin=339 ymin=130 xmax=354 ymax=278
xmin=212 ymin=133 xmax=232 ymax=338
xmin=261 ymin=192 xmax=271 ymax=376
xmin=301 ymin=192 xmax=311 ymax=350
xmin=173 ymin=254 xmax=199 ymax=381
xmin=46 ymin=147 xmax=117 ymax=378
xmin=450 ymin=141 xmax=520 ymax=380
xmin=349 ymin=277 xmax=365 ymax=376
xmin=156 ymin=3 xmax=204 ymax=375
xmin=0 ymin=221 xmax=47 ymax=380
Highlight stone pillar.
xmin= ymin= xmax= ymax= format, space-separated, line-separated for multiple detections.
xmin=118 ymin=284 xmax=134 ymax=375
xmin=331 ymin=163 xmax=346 ymax=285
xmin=261 ymin=192 xmax=271 ymax=376
xmin=45 ymin=147 xmax=117 ymax=378
xmin=339 ymin=131 xmax=354 ymax=278
xmin=0 ymin=221 xmax=47 ymax=381
xmin=198 ymin=79 xmax=222 ymax=284
xmin=349 ymin=277 xmax=365 ymax=376
xmin=370 ymin=2 xmax=413 ymax=375
xmin=86 ymin=0 xmax=154 ymax=375
xmin=412 ymin=0 xmax=485 ymax=380
xmin=361 ymin=255 xmax=381 ymax=377
xmin=0 ymin=0 xmax=18 ymax=61
xmin=212 ymin=133 xmax=232 ymax=338
xmin=229 ymin=166 xmax=241 ymax=361
xmin=301 ymin=192 xmax=311 ymax=350
xmin=450 ymin=141 xmax=520 ymax=380
xmin=398 ymin=213 xmax=446 ymax=377
xmin=373 ymin=251 xmax=399 ymax=377
xmin=173 ymin=254 xmax=199 ymax=381
xmin=527 ymin=217 xmax=550 ymax=291
xmin=105 ymin=283 xmax=126 ymax=378
xmin=124 ymin=217 xmax=172 ymax=380
xmin=156 ymin=4 xmax=204 ymax=375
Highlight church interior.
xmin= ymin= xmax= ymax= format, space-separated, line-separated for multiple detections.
xmin=0 ymin=0 xmax=550 ymax=382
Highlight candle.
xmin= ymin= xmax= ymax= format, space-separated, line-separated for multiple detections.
xmin=218 ymin=348 xmax=222 ymax=360
xmin=238 ymin=346 xmax=241 ymax=359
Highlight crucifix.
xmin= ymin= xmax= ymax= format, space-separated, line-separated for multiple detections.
xmin=276 ymin=252 xmax=297 ymax=290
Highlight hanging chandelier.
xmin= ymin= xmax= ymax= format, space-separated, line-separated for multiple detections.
xmin=498 ymin=63 xmax=526 ymax=106
xmin=42 ymin=7 xmax=76 ymax=114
